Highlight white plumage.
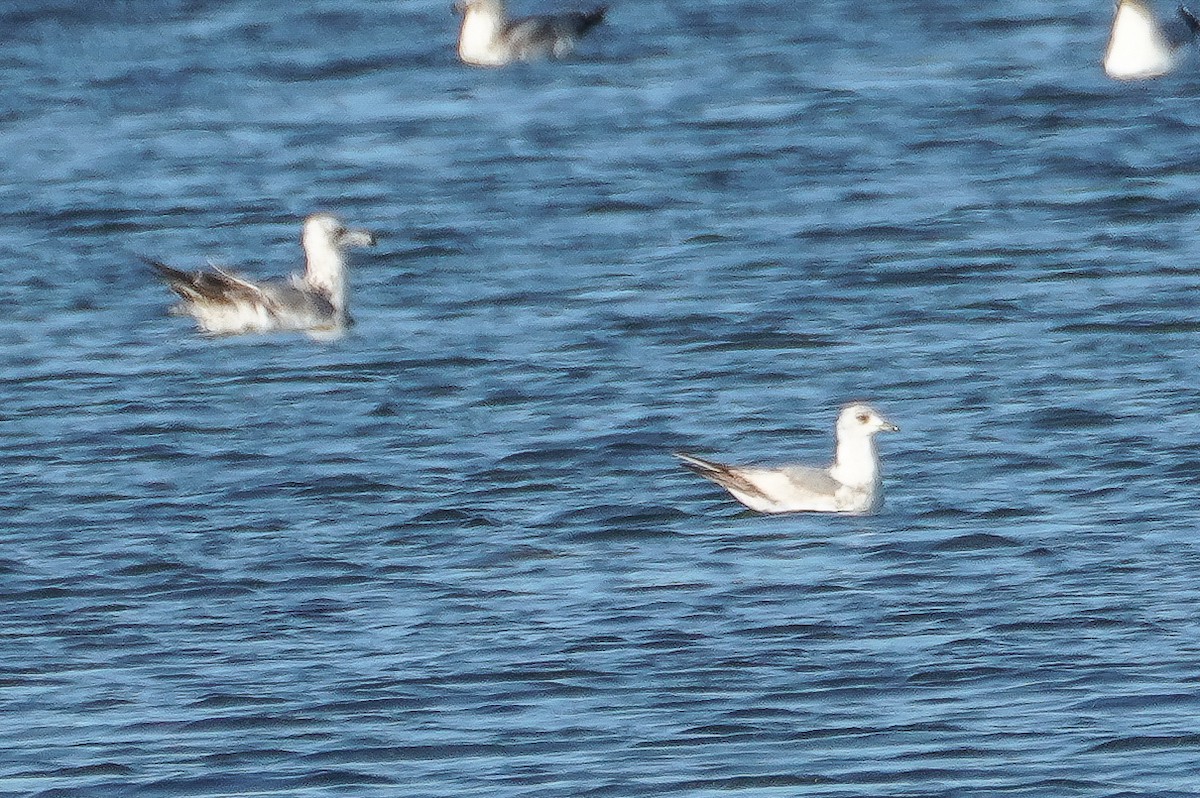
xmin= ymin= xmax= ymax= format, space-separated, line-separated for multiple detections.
xmin=676 ymin=404 xmax=899 ymax=515
xmin=1104 ymin=0 xmax=1199 ymax=80
xmin=148 ymin=213 xmax=376 ymax=338
xmin=454 ymin=0 xmax=606 ymax=66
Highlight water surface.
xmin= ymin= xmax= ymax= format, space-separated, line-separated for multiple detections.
xmin=3 ymin=1 xmax=1200 ymax=796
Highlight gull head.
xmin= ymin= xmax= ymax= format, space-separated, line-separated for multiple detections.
xmin=837 ymin=403 xmax=899 ymax=439
xmin=302 ymin=213 xmax=377 ymax=255
xmin=300 ymin=213 xmax=376 ymax=302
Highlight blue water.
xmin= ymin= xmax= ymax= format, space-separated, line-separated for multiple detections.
xmin=4 ymin=0 xmax=1200 ymax=795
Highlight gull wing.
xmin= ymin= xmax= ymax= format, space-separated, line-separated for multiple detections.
xmin=146 ymin=258 xmax=272 ymax=307
xmin=258 ymin=281 xmax=338 ymax=326
xmin=503 ymin=6 xmax=606 ymax=56
xmin=676 ymin=452 xmax=852 ymax=513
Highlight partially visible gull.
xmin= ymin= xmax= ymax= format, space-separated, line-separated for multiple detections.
xmin=147 ymin=213 xmax=376 ymax=338
xmin=454 ymin=0 xmax=607 ymax=66
xmin=675 ymin=403 xmax=899 ymax=515
xmin=1104 ymin=0 xmax=1199 ymax=79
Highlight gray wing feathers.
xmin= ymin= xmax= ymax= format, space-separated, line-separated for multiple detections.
xmin=779 ymin=465 xmax=842 ymax=496
xmin=261 ymin=281 xmax=337 ymax=320
xmin=503 ymin=6 xmax=606 ymax=53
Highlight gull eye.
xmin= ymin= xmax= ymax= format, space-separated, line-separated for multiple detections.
xmin=856 ymin=413 xmax=870 ymax=424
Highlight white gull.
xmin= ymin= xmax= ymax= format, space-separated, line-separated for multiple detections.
xmin=147 ymin=213 xmax=376 ymax=338
xmin=454 ymin=0 xmax=607 ymax=66
xmin=675 ymin=403 xmax=899 ymax=515
xmin=1104 ymin=0 xmax=1199 ymax=79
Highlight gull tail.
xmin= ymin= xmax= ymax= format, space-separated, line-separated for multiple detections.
xmin=673 ymin=452 xmax=771 ymax=501
xmin=1181 ymin=5 xmax=1200 ymax=34
xmin=144 ymin=257 xmax=204 ymax=300
xmin=577 ymin=5 xmax=607 ymax=35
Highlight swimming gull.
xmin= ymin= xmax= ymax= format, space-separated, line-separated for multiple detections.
xmin=1104 ymin=0 xmax=1199 ymax=79
xmin=454 ymin=0 xmax=607 ymax=66
xmin=147 ymin=213 xmax=376 ymax=338
xmin=675 ymin=403 xmax=899 ymax=515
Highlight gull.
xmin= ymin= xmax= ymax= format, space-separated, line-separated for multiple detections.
xmin=454 ymin=0 xmax=607 ymax=66
xmin=1104 ymin=0 xmax=1199 ymax=80
xmin=147 ymin=213 xmax=376 ymax=338
xmin=675 ymin=403 xmax=899 ymax=515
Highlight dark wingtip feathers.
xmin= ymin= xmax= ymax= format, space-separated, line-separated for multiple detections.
xmin=673 ymin=451 xmax=720 ymax=473
xmin=1181 ymin=5 xmax=1200 ymax=34
xmin=580 ymin=5 xmax=607 ymax=33
xmin=141 ymin=256 xmax=192 ymax=284
xmin=674 ymin=452 xmax=773 ymax=502
xmin=143 ymin=257 xmax=243 ymax=304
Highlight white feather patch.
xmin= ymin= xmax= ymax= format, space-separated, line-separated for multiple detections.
xmin=1105 ymin=0 xmax=1178 ymax=80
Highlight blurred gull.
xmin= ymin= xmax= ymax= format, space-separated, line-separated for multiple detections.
xmin=147 ymin=213 xmax=376 ymax=338
xmin=1104 ymin=0 xmax=1199 ymax=79
xmin=675 ymin=403 xmax=899 ymax=515
xmin=454 ymin=0 xmax=606 ymax=66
